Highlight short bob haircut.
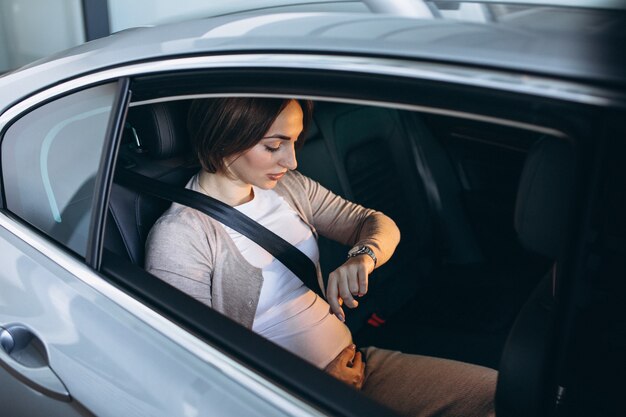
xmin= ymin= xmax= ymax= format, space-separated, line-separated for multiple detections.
xmin=187 ymin=97 xmax=314 ymax=174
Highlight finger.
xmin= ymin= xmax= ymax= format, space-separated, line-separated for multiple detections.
xmin=338 ymin=273 xmax=359 ymax=309
xmin=337 ymin=271 xmax=359 ymax=308
xmin=326 ymin=344 xmax=353 ymax=369
xmin=341 ymin=344 xmax=357 ymax=366
xmin=358 ymin=266 xmax=368 ymax=296
xmin=348 ymin=267 xmax=360 ymax=295
xmin=327 ymin=277 xmax=345 ymax=321
xmin=328 ymin=294 xmax=345 ymax=322
xmin=357 ymin=360 xmax=366 ymax=389
xmin=351 ymin=351 xmax=365 ymax=388
xmin=336 ymin=297 xmax=345 ymax=320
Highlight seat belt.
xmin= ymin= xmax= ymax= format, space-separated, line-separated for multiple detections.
xmin=114 ymin=168 xmax=324 ymax=298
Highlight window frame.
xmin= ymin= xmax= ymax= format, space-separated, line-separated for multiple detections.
xmin=111 ymin=63 xmax=603 ymax=416
xmin=85 ymin=77 xmax=131 ymax=268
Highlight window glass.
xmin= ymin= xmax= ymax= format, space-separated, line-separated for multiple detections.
xmin=2 ymin=83 xmax=118 ymax=255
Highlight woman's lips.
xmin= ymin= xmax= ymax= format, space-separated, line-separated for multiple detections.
xmin=267 ymin=172 xmax=286 ymax=181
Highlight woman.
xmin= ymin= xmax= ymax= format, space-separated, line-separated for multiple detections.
xmin=145 ymin=97 xmax=496 ymax=417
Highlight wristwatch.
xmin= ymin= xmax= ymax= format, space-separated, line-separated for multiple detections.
xmin=347 ymin=245 xmax=377 ymax=267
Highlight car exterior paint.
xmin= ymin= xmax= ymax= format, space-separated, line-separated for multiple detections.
xmin=1 ymin=7 xmax=624 ymax=417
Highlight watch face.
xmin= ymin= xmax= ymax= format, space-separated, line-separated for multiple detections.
xmin=348 ymin=246 xmax=377 ymax=266
xmin=349 ymin=246 xmax=365 ymax=256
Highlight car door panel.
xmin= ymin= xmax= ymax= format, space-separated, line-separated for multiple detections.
xmin=0 ymin=218 xmax=300 ymax=417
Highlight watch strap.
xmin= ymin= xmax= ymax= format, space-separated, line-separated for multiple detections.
xmin=347 ymin=245 xmax=377 ymax=267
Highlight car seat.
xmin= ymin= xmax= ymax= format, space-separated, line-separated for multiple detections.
xmin=105 ymin=101 xmax=198 ymax=266
xmin=299 ymin=102 xmax=485 ymax=331
xmin=496 ymin=136 xmax=576 ymax=417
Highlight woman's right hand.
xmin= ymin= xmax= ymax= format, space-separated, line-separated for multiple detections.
xmin=324 ymin=344 xmax=365 ymax=389
xmin=327 ymin=254 xmax=375 ymax=321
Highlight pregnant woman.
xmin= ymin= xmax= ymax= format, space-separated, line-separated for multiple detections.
xmin=146 ymin=97 xmax=496 ymax=417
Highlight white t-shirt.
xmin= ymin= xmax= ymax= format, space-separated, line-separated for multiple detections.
xmin=222 ymin=187 xmax=352 ymax=368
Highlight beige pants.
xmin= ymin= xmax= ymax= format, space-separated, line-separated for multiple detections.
xmin=361 ymin=347 xmax=497 ymax=417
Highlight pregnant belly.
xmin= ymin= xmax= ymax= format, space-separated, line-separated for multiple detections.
xmin=253 ymin=290 xmax=353 ymax=368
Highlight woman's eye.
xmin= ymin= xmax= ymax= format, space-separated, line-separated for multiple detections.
xmin=264 ymin=145 xmax=280 ymax=153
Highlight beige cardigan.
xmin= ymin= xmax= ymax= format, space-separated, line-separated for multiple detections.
xmin=145 ymin=170 xmax=400 ymax=329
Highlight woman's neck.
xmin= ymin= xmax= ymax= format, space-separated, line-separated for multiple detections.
xmin=198 ymin=170 xmax=253 ymax=206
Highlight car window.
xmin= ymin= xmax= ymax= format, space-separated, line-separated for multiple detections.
xmin=101 ymin=52 xmax=597 ymax=413
xmin=1 ymin=83 xmax=118 ymax=256
xmin=112 ymin=93 xmax=561 ymax=347
xmin=107 ymin=92 xmax=574 ymax=416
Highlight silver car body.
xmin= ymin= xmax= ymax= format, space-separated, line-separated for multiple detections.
xmin=1 ymin=7 xmax=624 ymax=417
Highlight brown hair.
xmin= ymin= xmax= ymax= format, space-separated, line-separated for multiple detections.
xmin=187 ymin=97 xmax=313 ymax=173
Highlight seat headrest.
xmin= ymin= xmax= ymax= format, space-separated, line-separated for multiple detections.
xmin=515 ymin=137 xmax=576 ymax=259
xmin=125 ymin=101 xmax=191 ymax=159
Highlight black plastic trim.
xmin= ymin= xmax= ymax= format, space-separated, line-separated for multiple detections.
xmin=86 ymin=78 xmax=130 ymax=268
xmin=130 ymin=67 xmax=601 ymax=140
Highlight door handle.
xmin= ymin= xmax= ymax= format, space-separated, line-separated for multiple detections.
xmin=0 ymin=324 xmax=71 ymax=402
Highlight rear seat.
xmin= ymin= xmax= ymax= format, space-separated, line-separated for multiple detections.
xmin=298 ymin=102 xmax=541 ymax=336
xmin=298 ymin=102 xmax=452 ymax=330
xmin=105 ymin=101 xmax=198 ymax=266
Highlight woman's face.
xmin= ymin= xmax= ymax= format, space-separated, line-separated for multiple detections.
xmin=225 ymin=100 xmax=303 ymax=189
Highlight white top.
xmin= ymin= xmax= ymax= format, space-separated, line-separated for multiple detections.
xmin=223 ymin=187 xmax=352 ymax=368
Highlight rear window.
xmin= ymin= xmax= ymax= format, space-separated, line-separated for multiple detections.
xmin=1 ymin=83 xmax=117 ymax=256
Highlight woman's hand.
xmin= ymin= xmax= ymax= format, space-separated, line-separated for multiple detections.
xmin=324 ymin=344 xmax=365 ymax=389
xmin=327 ymin=254 xmax=375 ymax=322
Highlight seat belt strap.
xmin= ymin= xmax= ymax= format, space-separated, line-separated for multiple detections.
xmin=114 ymin=168 xmax=324 ymax=297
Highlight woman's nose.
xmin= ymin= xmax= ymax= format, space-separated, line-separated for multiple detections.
xmin=280 ymin=146 xmax=298 ymax=170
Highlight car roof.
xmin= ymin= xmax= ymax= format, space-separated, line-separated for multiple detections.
xmin=1 ymin=10 xmax=625 ymax=112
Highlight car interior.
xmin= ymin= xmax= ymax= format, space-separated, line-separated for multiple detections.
xmin=102 ymin=90 xmax=576 ymax=414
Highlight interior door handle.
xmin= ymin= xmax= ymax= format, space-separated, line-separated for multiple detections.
xmin=0 ymin=324 xmax=71 ymax=402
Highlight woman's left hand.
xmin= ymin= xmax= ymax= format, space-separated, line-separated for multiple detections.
xmin=327 ymin=255 xmax=375 ymax=322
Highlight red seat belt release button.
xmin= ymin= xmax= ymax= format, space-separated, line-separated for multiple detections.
xmin=367 ymin=313 xmax=386 ymax=327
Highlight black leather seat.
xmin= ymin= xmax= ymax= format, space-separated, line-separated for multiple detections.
xmin=496 ymin=137 xmax=576 ymax=417
xmin=105 ymin=101 xmax=198 ymax=266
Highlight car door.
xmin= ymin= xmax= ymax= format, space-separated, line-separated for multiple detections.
xmin=0 ymin=79 xmax=322 ymax=417
xmin=116 ymin=54 xmax=623 ymax=417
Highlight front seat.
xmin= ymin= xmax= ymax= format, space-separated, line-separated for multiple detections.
xmin=496 ymin=137 xmax=576 ymax=417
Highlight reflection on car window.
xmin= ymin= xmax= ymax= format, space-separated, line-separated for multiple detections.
xmin=1 ymin=83 xmax=117 ymax=256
